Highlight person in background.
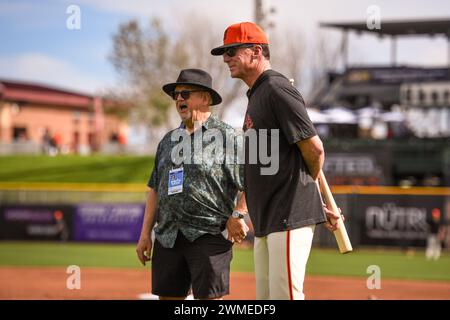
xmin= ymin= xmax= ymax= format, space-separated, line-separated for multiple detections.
xmin=41 ymin=128 xmax=52 ymax=155
xmin=426 ymin=208 xmax=444 ymax=261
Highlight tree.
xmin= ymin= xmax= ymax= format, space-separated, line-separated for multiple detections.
xmin=109 ymin=15 xmax=340 ymax=132
xmin=269 ymin=28 xmax=306 ymax=91
xmin=177 ymin=15 xmax=245 ymax=120
xmin=307 ymin=32 xmax=343 ymax=103
xmin=109 ymin=18 xmax=177 ymax=129
xmin=109 ymin=16 xmax=244 ymax=129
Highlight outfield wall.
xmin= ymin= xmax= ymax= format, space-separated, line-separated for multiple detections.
xmin=0 ymin=183 xmax=449 ymax=248
xmin=312 ymin=187 xmax=450 ymax=249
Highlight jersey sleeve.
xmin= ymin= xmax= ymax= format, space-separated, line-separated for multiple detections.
xmin=270 ymin=83 xmax=317 ymax=145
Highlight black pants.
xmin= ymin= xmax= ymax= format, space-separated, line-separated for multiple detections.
xmin=152 ymin=231 xmax=233 ymax=299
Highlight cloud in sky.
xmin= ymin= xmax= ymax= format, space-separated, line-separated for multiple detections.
xmin=2 ymin=0 xmax=450 ymax=96
xmin=74 ymin=0 xmax=450 ymax=67
xmin=77 ymin=0 xmax=253 ymax=24
xmin=0 ymin=53 xmax=111 ymax=94
xmin=75 ymin=0 xmax=173 ymax=17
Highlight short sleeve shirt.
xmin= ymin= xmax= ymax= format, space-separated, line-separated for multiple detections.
xmin=148 ymin=115 xmax=244 ymax=248
xmin=243 ymin=70 xmax=326 ymax=237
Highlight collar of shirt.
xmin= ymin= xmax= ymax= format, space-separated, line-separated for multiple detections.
xmin=246 ymin=69 xmax=278 ymax=99
xmin=178 ymin=114 xmax=216 ymax=131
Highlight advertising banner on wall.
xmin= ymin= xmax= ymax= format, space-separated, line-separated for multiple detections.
xmin=345 ymin=67 xmax=450 ymax=85
xmin=74 ymin=203 xmax=144 ymax=242
xmin=0 ymin=205 xmax=74 ymax=241
xmin=323 ymin=153 xmax=391 ymax=185
xmin=357 ymin=195 xmax=445 ymax=247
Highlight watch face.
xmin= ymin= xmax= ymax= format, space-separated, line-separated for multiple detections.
xmin=233 ymin=211 xmax=243 ymax=219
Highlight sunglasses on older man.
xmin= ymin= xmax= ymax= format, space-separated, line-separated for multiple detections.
xmin=224 ymin=44 xmax=255 ymax=57
xmin=171 ymin=90 xmax=204 ymax=100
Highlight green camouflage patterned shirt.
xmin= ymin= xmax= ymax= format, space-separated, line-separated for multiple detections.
xmin=147 ymin=115 xmax=244 ymax=248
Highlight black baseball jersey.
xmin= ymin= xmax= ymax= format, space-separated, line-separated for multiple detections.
xmin=243 ymin=69 xmax=326 ymax=237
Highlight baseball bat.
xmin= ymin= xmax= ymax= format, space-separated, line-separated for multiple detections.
xmin=317 ymin=170 xmax=353 ymax=254
xmin=288 ymin=77 xmax=351 ymax=253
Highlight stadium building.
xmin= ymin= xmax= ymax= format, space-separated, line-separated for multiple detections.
xmin=311 ymin=18 xmax=450 ymax=187
xmin=0 ymin=79 xmax=128 ymax=155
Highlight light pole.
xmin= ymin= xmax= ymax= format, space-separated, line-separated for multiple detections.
xmin=254 ymin=0 xmax=276 ymax=31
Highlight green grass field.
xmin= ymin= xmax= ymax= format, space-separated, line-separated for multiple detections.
xmin=0 ymin=241 xmax=254 ymax=273
xmin=0 ymin=242 xmax=449 ymax=281
xmin=1 ymin=155 xmax=449 ymax=282
xmin=307 ymin=248 xmax=450 ymax=281
xmin=0 ymin=155 xmax=154 ymax=183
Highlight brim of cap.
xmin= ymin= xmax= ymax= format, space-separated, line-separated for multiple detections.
xmin=211 ymin=43 xmax=244 ymax=56
xmin=162 ymin=82 xmax=222 ymax=106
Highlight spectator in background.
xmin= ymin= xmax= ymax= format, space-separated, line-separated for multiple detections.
xmin=118 ymin=132 xmax=126 ymax=146
xmin=426 ymin=208 xmax=444 ymax=261
xmin=118 ymin=132 xmax=127 ymax=154
xmin=53 ymin=132 xmax=63 ymax=153
xmin=49 ymin=134 xmax=58 ymax=156
xmin=109 ymin=132 xmax=118 ymax=143
xmin=54 ymin=210 xmax=69 ymax=242
xmin=41 ymin=128 xmax=52 ymax=155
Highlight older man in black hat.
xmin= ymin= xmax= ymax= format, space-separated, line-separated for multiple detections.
xmin=136 ymin=69 xmax=248 ymax=300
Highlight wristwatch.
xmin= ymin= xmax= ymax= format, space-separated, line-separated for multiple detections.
xmin=232 ymin=210 xmax=245 ymax=219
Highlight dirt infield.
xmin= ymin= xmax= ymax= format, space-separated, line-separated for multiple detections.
xmin=1 ymin=266 xmax=449 ymax=300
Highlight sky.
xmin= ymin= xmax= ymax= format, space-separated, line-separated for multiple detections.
xmin=1 ymin=0 xmax=450 ymax=127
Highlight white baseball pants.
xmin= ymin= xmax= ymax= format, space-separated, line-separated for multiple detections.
xmin=254 ymin=225 xmax=315 ymax=300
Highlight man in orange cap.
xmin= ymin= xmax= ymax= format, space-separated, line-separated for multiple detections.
xmin=212 ymin=22 xmax=344 ymax=300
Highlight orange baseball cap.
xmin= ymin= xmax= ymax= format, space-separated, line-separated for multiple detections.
xmin=211 ymin=22 xmax=269 ymax=56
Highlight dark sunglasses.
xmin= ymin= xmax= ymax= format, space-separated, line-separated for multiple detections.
xmin=224 ymin=44 xmax=255 ymax=57
xmin=171 ymin=90 xmax=203 ymax=100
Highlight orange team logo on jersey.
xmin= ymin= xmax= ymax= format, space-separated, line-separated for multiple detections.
xmin=243 ymin=113 xmax=254 ymax=131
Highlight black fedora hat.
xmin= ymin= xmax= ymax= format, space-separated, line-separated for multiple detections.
xmin=162 ymin=69 xmax=222 ymax=106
